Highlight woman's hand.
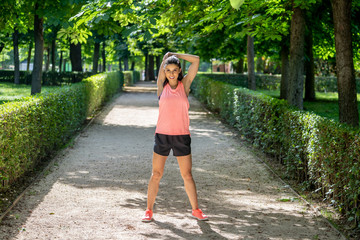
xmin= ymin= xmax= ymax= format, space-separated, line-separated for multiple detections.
xmin=162 ymin=52 xmax=173 ymax=61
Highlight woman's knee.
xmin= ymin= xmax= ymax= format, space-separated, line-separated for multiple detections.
xmin=181 ymin=171 xmax=193 ymax=181
xmin=151 ymin=170 xmax=163 ymax=181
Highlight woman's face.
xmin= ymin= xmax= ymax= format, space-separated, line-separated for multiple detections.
xmin=164 ymin=64 xmax=181 ymax=82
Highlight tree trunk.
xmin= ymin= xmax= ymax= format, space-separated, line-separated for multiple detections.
xmin=256 ymin=56 xmax=262 ymax=73
xmin=124 ymin=56 xmax=129 ymax=71
xmin=70 ymin=43 xmax=82 ymax=72
xmin=51 ymin=39 xmax=56 ymax=72
xmin=145 ymin=52 xmax=149 ymax=81
xmin=92 ymin=42 xmax=100 ymax=74
xmin=149 ymin=55 xmax=155 ymax=80
xmin=63 ymin=59 xmax=66 ymax=72
xmin=304 ymin=29 xmax=316 ymax=101
xmin=247 ymin=35 xmax=256 ymax=90
xmin=119 ymin=59 xmax=123 ymax=71
xmin=0 ymin=42 xmax=4 ymax=54
xmin=31 ymin=5 xmax=44 ymax=95
xmin=27 ymin=42 xmax=32 ymax=71
xmin=131 ymin=60 xmax=135 ymax=71
xmin=13 ymin=28 xmax=20 ymax=84
xmin=102 ymin=41 xmax=106 ymax=72
xmin=331 ymin=0 xmax=358 ymax=127
xmin=280 ymin=43 xmax=290 ymax=100
xmin=45 ymin=46 xmax=50 ymax=71
xmin=287 ymin=6 xmax=306 ymax=109
xmin=156 ymin=55 xmax=161 ymax=77
xmin=236 ymin=58 xmax=244 ymax=73
xmin=59 ymin=50 xmax=63 ymax=72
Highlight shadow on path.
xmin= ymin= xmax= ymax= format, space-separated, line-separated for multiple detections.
xmin=0 ymin=81 xmax=343 ymax=240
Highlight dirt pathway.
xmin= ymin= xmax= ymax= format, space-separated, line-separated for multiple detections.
xmin=0 ymin=81 xmax=344 ymax=239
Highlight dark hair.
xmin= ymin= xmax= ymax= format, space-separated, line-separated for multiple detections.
xmin=163 ymin=55 xmax=184 ymax=87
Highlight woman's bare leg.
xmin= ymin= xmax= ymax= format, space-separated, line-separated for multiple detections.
xmin=146 ymin=152 xmax=167 ymax=210
xmin=176 ymin=154 xmax=199 ymax=210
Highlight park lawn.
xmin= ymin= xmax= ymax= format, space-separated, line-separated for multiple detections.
xmin=258 ymin=89 xmax=360 ymax=122
xmin=0 ymin=83 xmax=58 ymax=104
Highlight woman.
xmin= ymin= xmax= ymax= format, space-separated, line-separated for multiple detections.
xmin=142 ymin=52 xmax=208 ymax=222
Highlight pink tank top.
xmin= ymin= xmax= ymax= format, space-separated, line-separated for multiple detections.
xmin=155 ymin=81 xmax=190 ymax=135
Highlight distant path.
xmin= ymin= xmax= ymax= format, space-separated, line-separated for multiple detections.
xmin=0 ymin=81 xmax=344 ymax=239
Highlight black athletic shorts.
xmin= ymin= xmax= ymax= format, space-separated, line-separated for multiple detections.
xmin=154 ymin=133 xmax=191 ymax=157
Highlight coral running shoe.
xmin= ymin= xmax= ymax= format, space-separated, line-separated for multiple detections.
xmin=192 ymin=209 xmax=208 ymax=221
xmin=142 ymin=209 xmax=153 ymax=222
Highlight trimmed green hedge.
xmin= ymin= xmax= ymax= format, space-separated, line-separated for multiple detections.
xmin=0 ymin=70 xmax=93 ymax=85
xmin=199 ymin=73 xmax=360 ymax=93
xmin=199 ymin=73 xmax=280 ymax=90
xmin=0 ymin=71 xmax=123 ymax=189
xmin=191 ymin=74 xmax=360 ymax=225
xmin=123 ymin=71 xmax=141 ymax=86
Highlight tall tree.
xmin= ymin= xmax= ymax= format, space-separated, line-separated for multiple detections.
xmin=280 ymin=41 xmax=290 ymax=100
xmin=70 ymin=42 xmax=82 ymax=71
xmin=27 ymin=41 xmax=32 ymax=71
xmin=148 ymin=54 xmax=155 ymax=80
xmin=145 ymin=51 xmax=149 ymax=81
xmin=51 ymin=39 xmax=56 ymax=71
xmin=247 ymin=35 xmax=256 ymax=90
xmin=124 ymin=57 xmax=129 ymax=70
xmin=13 ymin=28 xmax=20 ymax=84
xmin=59 ymin=50 xmax=63 ymax=72
xmin=31 ymin=3 xmax=44 ymax=95
xmin=102 ymin=41 xmax=106 ymax=72
xmin=304 ymin=28 xmax=315 ymax=101
xmin=92 ymin=41 xmax=100 ymax=73
xmin=331 ymin=0 xmax=358 ymax=127
xmin=287 ymin=5 xmax=306 ymax=109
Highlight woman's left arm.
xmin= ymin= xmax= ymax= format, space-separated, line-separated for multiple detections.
xmin=171 ymin=52 xmax=200 ymax=96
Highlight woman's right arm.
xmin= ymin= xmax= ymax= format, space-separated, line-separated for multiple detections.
xmin=157 ymin=61 xmax=165 ymax=97
xmin=157 ymin=52 xmax=171 ymax=97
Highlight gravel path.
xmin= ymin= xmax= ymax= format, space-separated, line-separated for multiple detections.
xmin=0 ymin=81 xmax=344 ymax=240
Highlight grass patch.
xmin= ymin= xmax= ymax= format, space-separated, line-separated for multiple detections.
xmin=0 ymin=83 xmax=58 ymax=104
xmin=258 ymin=89 xmax=360 ymax=122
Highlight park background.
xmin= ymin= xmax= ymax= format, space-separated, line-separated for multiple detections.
xmin=1 ymin=0 xmax=360 ymax=238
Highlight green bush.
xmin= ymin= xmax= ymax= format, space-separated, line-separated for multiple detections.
xmin=0 ymin=71 xmax=123 ymax=189
xmin=198 ymin=73 xmax=360 ymax=93
xmin=123 ymin=71 xmax=140 ymax=86
xmin=199 ymin=73 xmax=280 ymax=90
xmin=0 ymin=70 xmax=93 ymax=85
xmin=0 ymin=70 xmax=31 ymax=84
xmin=191 ymin=74 xmax=360 ymax=226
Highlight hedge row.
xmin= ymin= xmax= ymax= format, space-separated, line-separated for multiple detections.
xmin=0 ymin=70 xmax=93 ymax=85
xmin=199 ymin=73 xmax=360 ymax=93
xmin=123 ymin=70 xmax=141 ymax=86
xmin=191 ymin=74 xmax=360 ymax=225
xmin=0 ymin=71 xmax=124 ymax=189
xmin=199 ymin=73 xmax=280 ymax=90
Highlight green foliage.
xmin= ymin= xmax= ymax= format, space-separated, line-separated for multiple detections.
xmin=198 ymin=73 xmax=280 ymax=90
xmin=83 ymin=71 xmax=123 ymax=116
xmin=123 ymin=70 xmax=140 ymax=86
xmin=230 ymin=0 xmax=245 ymax=10
xmin=57 ymin=27 xmax=93 ymax=45
xmin=191 ymin=75 xmax=360 ymax=228
xmin=0 ymin=71 xmax=123 ymax=189
xmin=198 ymin=73 xmax=360 ymax=93
xmin=0 ymin=70 xmax=93 ymax=86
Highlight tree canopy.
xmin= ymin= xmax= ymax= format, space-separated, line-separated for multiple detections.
xmin=1 ymin=0 xmax=360 ymax=123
